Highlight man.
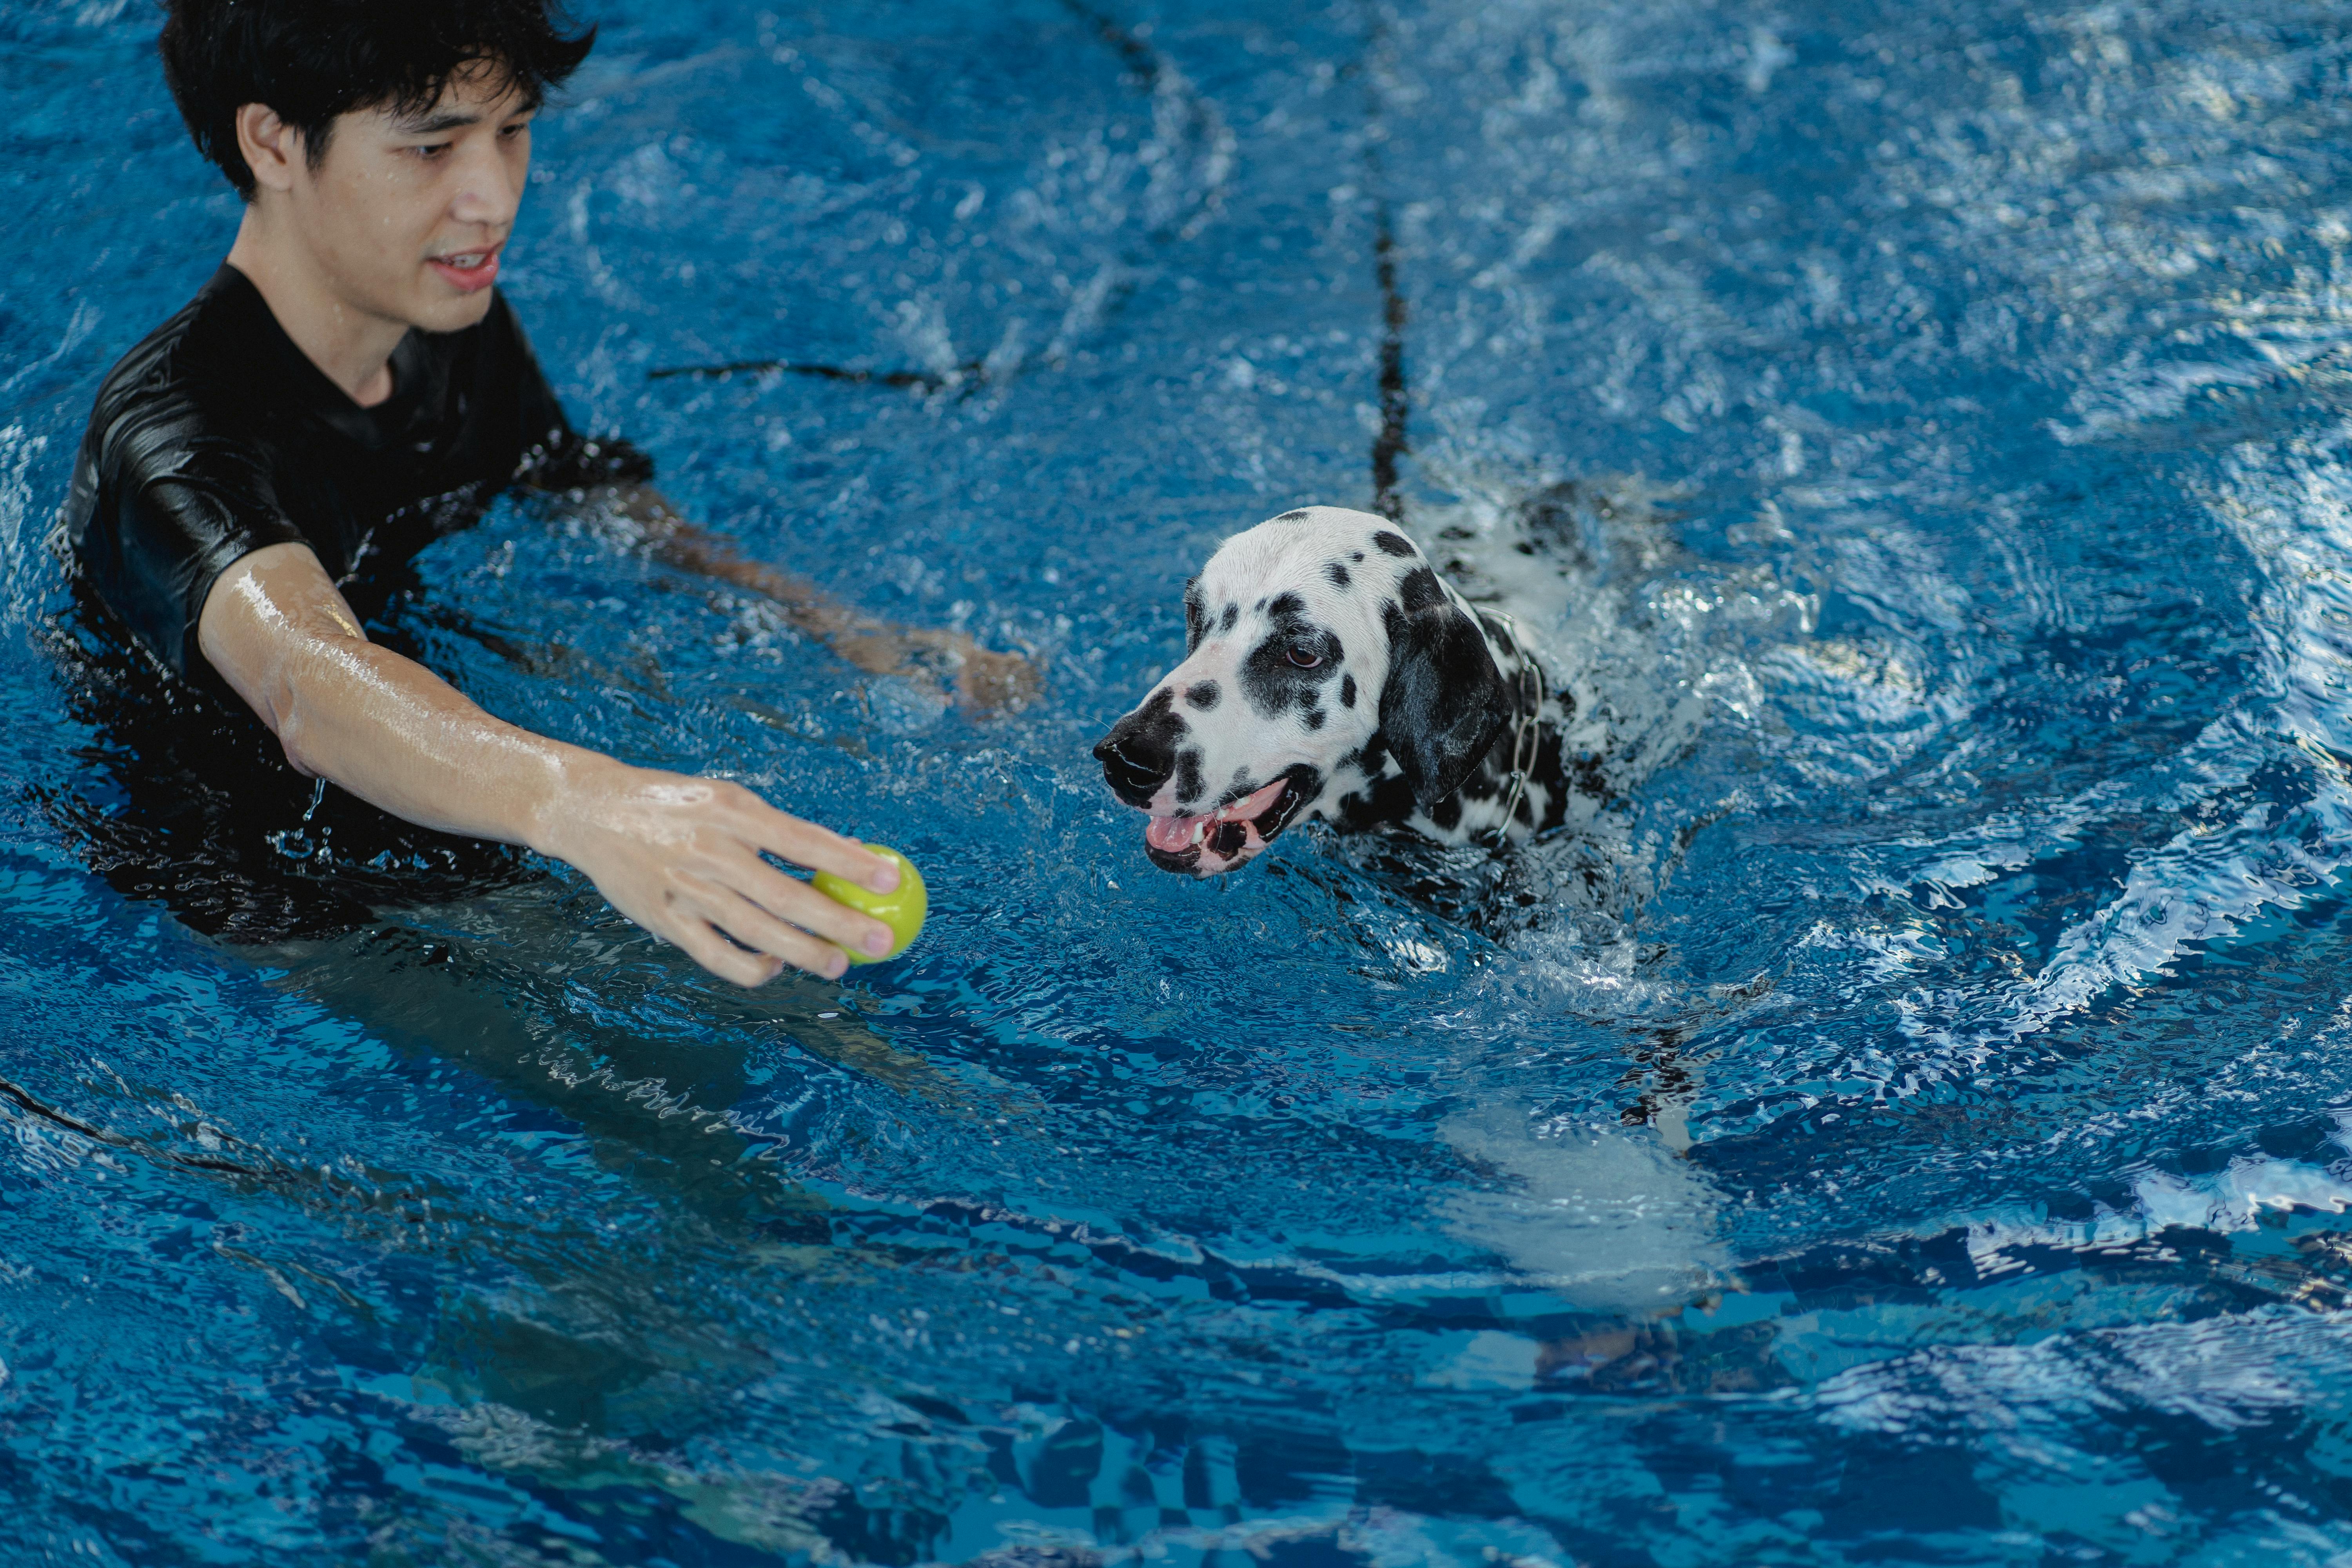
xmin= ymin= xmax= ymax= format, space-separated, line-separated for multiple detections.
xmin=62 ymin=0 xmax=1025 ymax=984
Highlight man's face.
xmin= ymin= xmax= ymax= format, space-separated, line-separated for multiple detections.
xmin=284 ymin=63 xmax=535 ymax=334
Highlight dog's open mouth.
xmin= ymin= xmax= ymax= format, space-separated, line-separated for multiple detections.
xmin=1142 ymin=769 xmax=1312 ymax=876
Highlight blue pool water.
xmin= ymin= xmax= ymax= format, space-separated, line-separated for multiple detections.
xmin=8 ymin=0 xmax=2352 ymax=1559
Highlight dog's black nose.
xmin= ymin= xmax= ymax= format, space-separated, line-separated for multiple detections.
xmin=1093 ymin=691 xmax=1185 ymax=808
xmin=1093 ymin=729 xmax=1172 ymax=808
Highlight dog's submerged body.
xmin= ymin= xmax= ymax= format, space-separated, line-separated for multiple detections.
xmin=1093 ymin=505 xmax=1592 ymax=875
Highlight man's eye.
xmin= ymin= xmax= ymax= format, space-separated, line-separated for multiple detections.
xmin=1287 ymin=646 xmax=1323 ymax=669
xmin=500 ymin=122 xmax=530 ymax=139
xmin=410 ymin=142 xmax=451 ymax=160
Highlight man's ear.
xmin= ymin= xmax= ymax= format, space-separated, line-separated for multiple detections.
xmin=1377 ymin=591 xmax=1511 ymax=811
xmin=234 ymin=103 xmax=302 ymax=196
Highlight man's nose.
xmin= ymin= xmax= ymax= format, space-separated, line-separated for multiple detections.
xmin=449 ymin=139 xmax=523 ymax=230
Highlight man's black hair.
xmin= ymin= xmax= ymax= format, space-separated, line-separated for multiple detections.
xmin=159 ymin=0 xmax=596 ymax=200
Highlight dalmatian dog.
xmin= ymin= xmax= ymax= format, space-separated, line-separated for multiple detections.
xmin=1093 ymin=505 xmax=1582 ymax=875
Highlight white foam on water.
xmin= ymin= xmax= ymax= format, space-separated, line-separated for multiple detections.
xmin=1438 ymin=1102 xmax=1731 ymax=1312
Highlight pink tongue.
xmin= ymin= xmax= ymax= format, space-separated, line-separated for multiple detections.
xmin=1143 ymin=778 xmax=1290 ymax=855
xmin=1147 ymin=813 xmax=1210 ymax=853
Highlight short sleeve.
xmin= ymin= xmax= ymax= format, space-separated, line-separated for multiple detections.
xmin=71 ymin=403 xmax=307 ymax=677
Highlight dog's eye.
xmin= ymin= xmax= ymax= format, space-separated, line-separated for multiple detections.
xmin=1287 ymin=646 xmax=1323 ymax=669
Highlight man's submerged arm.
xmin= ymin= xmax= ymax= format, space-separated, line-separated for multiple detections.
xmin=610 ymin=487 xmax=1041 ymax=715
xmin=196 ymin=541 xmax=904 ymax=984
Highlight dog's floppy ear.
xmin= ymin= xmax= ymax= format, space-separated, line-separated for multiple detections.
xmin=1377 ymin=576 xmax=1512 ymax=811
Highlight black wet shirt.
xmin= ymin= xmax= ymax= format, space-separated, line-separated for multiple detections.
xmin=62 ymin=263 xmax=644 ymax=673
xmin=50 ymin=264 xmax=649 ymax=943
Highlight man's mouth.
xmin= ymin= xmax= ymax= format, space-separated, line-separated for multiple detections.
xmin=1142 ymin=769 xmax=1314 ymax=877
xmin=427 ymin=243 xmax=503 ymax=294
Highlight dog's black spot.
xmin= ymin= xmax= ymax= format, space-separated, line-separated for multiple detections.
xmin=1185 ymin=680 xmax=1221 ymax=711
xmin=1173 ymin=746 xmax=1206 ymax=806
xmin=1532 ymin=731 xmax=1577 ymax=831
xmin=1530 ymin=727 xmax=1565 ymax=792
xmin=1263 ymin=595 xmax=1332 ymax=652
xmin=1397 ymin=566 xmax=1445 ymax=614
xmin=1335 ymin=764 xmax=1415 ymax=830
xmin=1183 ymin=579 xmax=1207 ymax=653
xmin=1220 ymin=603 xmax=1239 ymax=632
xmin=1304 ymin=707 xmax=1325 ymax=731
xmin=1240 ymin=662 xmax=1298 ymax=717
xmin=1340 ymin=673 xmax=1357 ymax=709
xmin=1240 ymin=600 xmax=1343 ymax=718
xmin=1273 ymin=509 xmax=1313 ymax=522
xmin=1372 ymin=531 xmax=1415 ymax=558
xmin=1325 ymin=561 xmax=1352 ymax=590
xmin=1352 ymin=552 xmax=1365 ymax=563
xmin=1426 ymin=792 xmax=1463 ymax=831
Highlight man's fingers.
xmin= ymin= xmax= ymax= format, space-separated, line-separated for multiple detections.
xmin=730 ymin=797 xmax=899 ymax=894
xmin=723 ymin=852 xmax=895 ymax=957
xmin=665 ymin=864 xmax=884 ymax=969
xmin=666 ymin=881 xmax=850 ymax=984
xmin=709 ymin=887 xmax=869 ymax=975
xmin=671 ymin=920 xmax=787 ymax=988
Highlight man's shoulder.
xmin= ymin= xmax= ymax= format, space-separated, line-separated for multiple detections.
xmin=59 ymin=266 xmax=312 ymax=677
xmin=80 ymin=268 xmax=267 ymax=466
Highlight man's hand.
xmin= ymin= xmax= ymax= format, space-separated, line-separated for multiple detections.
xmin=198 ymin=542 xmax=901 ymax=984
xmin=614 ymin=491 xmax=1043 ymax=715
xmin=530 ymin=760 xmax=902 ymax=984
xmin=871 ymin=625 xmax=1044 ymax=715
xmin=952 ymin=643 xmax=1042 ymax=713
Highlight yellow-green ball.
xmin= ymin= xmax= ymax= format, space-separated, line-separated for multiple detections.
xmin=813 ymin=845 xmax=927 ymax=964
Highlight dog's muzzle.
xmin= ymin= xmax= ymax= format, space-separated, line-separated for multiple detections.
xmin=1091 ymin=750 xmax=1320 ymax=877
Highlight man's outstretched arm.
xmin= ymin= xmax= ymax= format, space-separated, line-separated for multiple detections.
xmin=610 ymin=488 xmax=1041 ymax=714
xmin=197 ymin=541 xmax=904 ymax=984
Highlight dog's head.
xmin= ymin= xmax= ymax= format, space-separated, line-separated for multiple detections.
xmin=1093 ymin=506 xmax=1514 ymax=875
